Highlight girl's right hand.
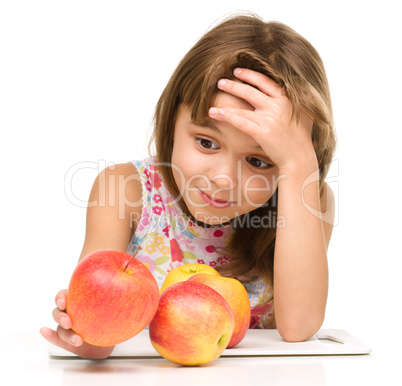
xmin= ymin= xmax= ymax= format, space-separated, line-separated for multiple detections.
xmin=40 ymin=163 xmax=138 ymax=359
xmin=40 ymin=289 xmax=115 ymax=359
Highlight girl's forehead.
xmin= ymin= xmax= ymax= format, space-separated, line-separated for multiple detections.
xmin=189 ymin=89 xmax=253 ymax=124
xmin=212 ymin=91 xmax=254 ymax=111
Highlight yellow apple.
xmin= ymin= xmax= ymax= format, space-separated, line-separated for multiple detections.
xmin=149 ymin=281 xmax=234 ymax=365
xmin=187 ymin=273 xmax=251 ymax=348
xmin=160 ymin=263 xmax=220 ymax=294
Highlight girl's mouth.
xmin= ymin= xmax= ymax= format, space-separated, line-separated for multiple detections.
xmin=197 ymin=188 xmax=235 ymax=209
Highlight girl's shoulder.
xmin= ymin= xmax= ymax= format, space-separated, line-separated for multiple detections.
xmin=99 ymin=161 xmax=140 ymax=196
xmin=102 ymin=161 xmax=143 ymax=223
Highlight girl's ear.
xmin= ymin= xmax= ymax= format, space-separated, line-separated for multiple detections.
xmin=313 ymin=140 xmax=318 ymax=151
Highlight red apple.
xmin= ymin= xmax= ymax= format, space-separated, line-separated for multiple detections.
xmin=187 ymin=273 xmax=251 ymax=348
xmin=149 ymin=281 xmax=235 ymax=366
xmin=66 ymin=249 xmax=159 ymax=347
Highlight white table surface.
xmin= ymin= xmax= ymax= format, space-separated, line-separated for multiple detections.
xmin=0 ymin=330 xmax=399 ymax=386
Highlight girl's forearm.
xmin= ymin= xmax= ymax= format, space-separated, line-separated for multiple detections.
xmin=273 ymin=161 xmax=328 ymax=342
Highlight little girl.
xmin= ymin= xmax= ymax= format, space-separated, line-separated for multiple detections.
xmin=40 ymin=13 xmax=336 ymax=359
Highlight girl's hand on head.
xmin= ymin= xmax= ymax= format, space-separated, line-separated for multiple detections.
xmin=209 ymin=68 xmax=317 ymax=172
xmin=40 ymin=289 xmax=114 ymax=359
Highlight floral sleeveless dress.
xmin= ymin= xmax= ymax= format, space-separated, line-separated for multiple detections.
xmin=126 ymin=157 xmax=275 ymax=328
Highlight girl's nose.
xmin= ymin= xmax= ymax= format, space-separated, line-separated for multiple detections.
xmin=207 ymin=161 xmax=239 ymax=189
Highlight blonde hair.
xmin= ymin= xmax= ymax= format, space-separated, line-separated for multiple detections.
xmin=149 ymin=13 xmax=336 ymax=289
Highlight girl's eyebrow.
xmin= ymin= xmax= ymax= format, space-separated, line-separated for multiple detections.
xmin=189 ymin=121 xmax=222 ymax=135
xmin=189 ymin=120 xmax=265 ymax=152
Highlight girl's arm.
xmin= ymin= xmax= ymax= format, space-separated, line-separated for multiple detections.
xmin=273 ymin=161 xmax=334 ymax=341
xmin=209 ymin=68 xmax=335 ymax=341
xmin=40 ymin=162 xmax=142 ymax=358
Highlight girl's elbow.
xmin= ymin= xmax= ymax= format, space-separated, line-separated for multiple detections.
xmin=278 ymin=327 xmax=314 ymax=342
xmin=277 ymin=317 xmax=324 ymax=342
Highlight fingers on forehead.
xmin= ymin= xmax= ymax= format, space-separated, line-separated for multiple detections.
xmin=217 ymin=77 xmax=267 ymax=108
xmin=233 ymin=68 xmax=283 ymax=98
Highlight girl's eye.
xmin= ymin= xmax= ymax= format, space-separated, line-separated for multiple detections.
xmin=196 ymin=138 xmax=219 ymax=150
xmin=246 ymin=156 xmax=271 ymax=169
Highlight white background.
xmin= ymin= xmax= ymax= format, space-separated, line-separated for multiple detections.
xmin=1 ymin=0 xmax=401 ymax=335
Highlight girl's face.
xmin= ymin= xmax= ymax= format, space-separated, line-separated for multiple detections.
xmin=171 ymin=92 xmax=279 ymax=225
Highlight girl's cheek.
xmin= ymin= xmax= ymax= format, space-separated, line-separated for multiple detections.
xmin=242 ymin=173 xmax=276 ymax=206
xmin=243 ymin=191 xmax=271 ymax=208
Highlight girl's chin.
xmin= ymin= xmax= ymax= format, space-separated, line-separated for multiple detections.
xmin=180 ymin=197 xmax=235 ymax=226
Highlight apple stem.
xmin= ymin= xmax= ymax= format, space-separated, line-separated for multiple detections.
xmin=124 ymin=246 xmax=142 ymax=272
